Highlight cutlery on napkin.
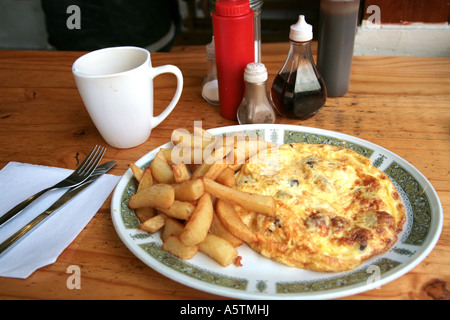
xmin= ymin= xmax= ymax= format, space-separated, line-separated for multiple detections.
xmin=0 ymin=161 xmax=121 ymax=279
xmin=0 ymin=145 xmax=106 ymax=228
xmin=0 ymin=161 xmax=116 ymax=256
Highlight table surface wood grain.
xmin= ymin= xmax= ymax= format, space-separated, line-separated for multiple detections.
xmin=0 ymin=43 xmax=448 ymax=300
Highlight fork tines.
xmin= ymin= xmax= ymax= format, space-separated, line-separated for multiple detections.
xmin=77 ymin=145 xmax=106 ymax=176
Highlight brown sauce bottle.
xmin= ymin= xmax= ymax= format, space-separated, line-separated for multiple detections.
xmin=317 ymin=0 xmax=360 ymax=97
xmin=270 ymin=15 xmax=326 ymax=120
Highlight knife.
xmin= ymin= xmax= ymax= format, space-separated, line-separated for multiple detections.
xmin=0 ymin=161 xmax=116 ymax=256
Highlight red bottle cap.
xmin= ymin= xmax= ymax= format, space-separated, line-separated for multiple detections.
xmin=215 ymin=0 xmax=251 ymax=17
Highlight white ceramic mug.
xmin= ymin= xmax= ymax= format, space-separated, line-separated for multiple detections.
xmin=72 ymin=46 xmax=183 ymax=149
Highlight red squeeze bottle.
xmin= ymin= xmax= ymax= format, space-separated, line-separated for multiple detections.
xmin=213 ymin=0 xmax=254 ymax=121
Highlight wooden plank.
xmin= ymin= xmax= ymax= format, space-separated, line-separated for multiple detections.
xmin=0 ymin=44 xmax=448 ymax=300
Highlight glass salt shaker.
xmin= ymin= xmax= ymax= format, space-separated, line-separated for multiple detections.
xmin=202 ymin=37 xmax=219 ymax=105
xmin=237 ymin=62 xmax=276 ymax=124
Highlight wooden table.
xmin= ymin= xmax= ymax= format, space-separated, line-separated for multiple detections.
xmin=0 ymin=43 xmax=448 ymax=300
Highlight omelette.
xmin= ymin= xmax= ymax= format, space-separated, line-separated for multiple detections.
xmin=234 ymin=143 xmax=406 ymax=272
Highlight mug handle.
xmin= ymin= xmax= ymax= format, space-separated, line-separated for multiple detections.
xmin=149 ymin=65 xmax=183 ymax=128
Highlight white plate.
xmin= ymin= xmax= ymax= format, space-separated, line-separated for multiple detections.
xmin=111 ymin=124 xmax=443 ymax=300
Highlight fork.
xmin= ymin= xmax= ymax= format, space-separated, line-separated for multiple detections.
xmin=0 ymin=145 xmax=106 ymax=227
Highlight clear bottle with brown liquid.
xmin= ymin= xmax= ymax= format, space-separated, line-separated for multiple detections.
xmin=270 ymin=15 xmax=326 ymax=120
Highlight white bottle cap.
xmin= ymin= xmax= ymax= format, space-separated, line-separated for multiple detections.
xmin=244 ymin=62 xmax=268 ymax=83
xmin=289 ymin=15 xmax=313 ymax=42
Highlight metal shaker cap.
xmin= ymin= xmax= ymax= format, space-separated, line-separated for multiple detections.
xmin=244 ymin=62 xmax=268 ymax=83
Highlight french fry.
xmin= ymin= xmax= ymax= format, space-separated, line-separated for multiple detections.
xmin=139 ymin=214 xmax=165 ymax=233
xmin=173 ymin=178 xmax=204 ymax=201
xmin=132 ymin=128 xmax=279 ymax=267
xmin=128 ymin=184 xmax=175 ymax=210
xmin=198 ymin=234 xmax=238 ymax=267
xmin=137 ymin=166 xmax=153 ymax=192
xmin=162 ymin=235 xmax=198 ymax=260
xmin=159 ymin=148 xmax=174 ymax=165
xmin=130 ymin=163 xmax=144 ymax=182
xmin=151 ymin=150 xmax=175 ymax=184
xmin=228 ymin=163 xmax=243 ymax=172
xmin=209 ymin=213 xmax=243 ymax=247
xmin=203 ymin=178 xmax=276 ymax=217
xmin=193 ymin=126 xmax=213 ymax=139
xmin=215 ymin=166 xmax=236 ymax=187
xmin=161 ymin=217 xmax=184 ymax=241
xmin=203 ymin=135 xmax=235 ymax=165
xmin=179 ymin=193 xmax=213 ymax=247
xmin=234 ymin=136 xmax=271 ymax=164
xmin=203 ymin=162 xmax=227 ymax=180
xmin=188 ymin=163 xmax=201 ymax=173
xmin=191 ymin=162 xmax=211 ymax=180
xmin=171 ymin=129 xmax=194 ymax=148
xmin=133 ymin=166 xmax=156 ymax=222
xmin=193 ymin=126 xmax=216 ymax=149
xmin=170 ymin=144 xmax=203 ymax=165
xmin=215 ymin=199 xmax=257 ymax=243
xmin=135 ymin=207 xmax=155 ymax=223
xmin=156 ymin=200 xmax=195 ymax=220
xmin=172 ymin=128 xmax=212 ymax=150
xmin=172 ymin=162 xmax=190 ymax=183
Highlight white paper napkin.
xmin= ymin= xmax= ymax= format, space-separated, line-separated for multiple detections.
xmin=0 ymin=162 xmax=120 ymax=279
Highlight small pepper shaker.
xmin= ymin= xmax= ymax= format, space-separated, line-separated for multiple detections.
xmin=237 ymin=62 xmax=276 ymax=124
xmin=202 ymin=37 xmax=219 ymax=105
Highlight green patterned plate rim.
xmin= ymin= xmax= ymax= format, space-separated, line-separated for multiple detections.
xmin=111 ymin=124 xmax=443 ymax=300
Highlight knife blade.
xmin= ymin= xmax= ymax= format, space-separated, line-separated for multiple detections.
xmin=0 ymin=161 xmax=116 ymax=256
